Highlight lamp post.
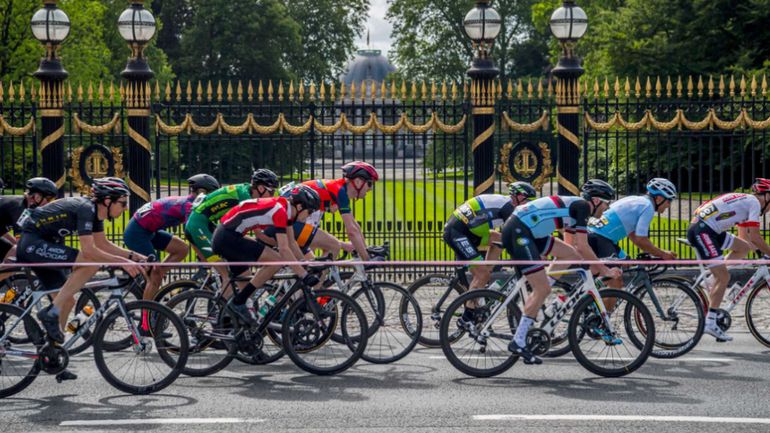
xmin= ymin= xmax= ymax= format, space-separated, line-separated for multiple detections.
xmin=118 ymin=0 xmax=156 ymax=212
xmin=31 ymin=0 xmax=70 ymax=196
xmin=549 ymin=0 xmax=588 ymax=195
xmin=464 ymin=0 xmax=501 ymax=196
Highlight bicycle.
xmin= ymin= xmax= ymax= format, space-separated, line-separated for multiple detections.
xmin=166 ymin=263 xmax=369 ymax=376
xmin=0 ymin=267 xmax=189 ymax=397
xmin=677 ymin=238 xmax=770 ymax=347
xmin=439 ymin=267 xmax=655 ymax=378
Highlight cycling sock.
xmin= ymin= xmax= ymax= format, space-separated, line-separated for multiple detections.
xmin=49 ymin=305 xmax=61 ymax=316
xmin=233 ymin=283 xmax=258 ymax=305
xmin=514 ymin=315 xmax=535 ymax=347
xmin=706 ymin=308 xmax=718 ymax=326
xmin=547 ymin=277 xmax=556 ymax=287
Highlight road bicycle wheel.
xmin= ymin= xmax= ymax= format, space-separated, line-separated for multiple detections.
xmin=635 ymin=278 xmax=704 ymax=358
xmin=745 ymin=282 xmax=770 ymax=348
xmin=0 ymin=304 xmax=43 ymax=398
xmin=407 ymin=274 xmax=464 ymax=348
xmin=282 ymin=289 xmax=368 ymax=375
xmin=92 ymin=300 xmax=188 ymax=395
xmin=568 ymin=289 xmax=654 ymax=378
xmin=165 ymin=289 xmax=235 ymax=377
xmin=155 ymin=279 xmax=205 ymax=304
xmin=439 ymin=289 xmax=519 ymax=378
xmin=352 ymin=282 xmax=421 ymax=364
xmin=329 ymin=281 xmax=384 ymax=342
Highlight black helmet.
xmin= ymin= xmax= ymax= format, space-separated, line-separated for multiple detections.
xmin=187 ymin=173 xmax=220 ymax=193
xmin=25 ymin=177 xmax=58 ymax=197
xmin=508 ymin=181 xmax=537 ymax=199
xmin=287 ymin=185 xmax=320 ymax=212
xmin=581 ymin=179 xmax=615 ymax=201
xmin=251 ymin=169 xmax=279 ymax=189
xmin=91 ymin=177 xmax=129 ymax=199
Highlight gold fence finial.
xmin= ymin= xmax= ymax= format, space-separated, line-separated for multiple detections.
xmin=205 ymin=80 xmax=212 ymax=102
xmin=420 ymin=80 xmax=426 ymax=101
xmin=645 ymin=76 xmax=651 ymax=98
xmin=686 ymin=75 xmax=693 ymax=98
xmin=431 ymin=80 xmax=437 ymax=100
xmin=380 ymin=81 xmax=386 ymax=101
xmin=30 ymin=80 xmax=37 ymax=101
xmin=87 ymin=81 xmax=94 ymax=102
xmin=452 ymin=81 xmax=459 ymax=101
xmin=360 ymin=80 xmax=366 ymax=100
xmin=740 ymin=76 xmax=747 ymax=97
xmin=196 ymin=80 xmax=203 ymax=102
xmin=216 ymin=80 xmax=223 ymax=102
xmin=655 ymin=76 xmax=662 ymax=98
xmin=554 ymin=80 xmax=560 ymax=104
xmin=311 ymin=82 xmax=318 ymax=101
xmin=441 ymin=80 xmax=448 ymax=100
xmin=164 ymin=82 xmax=171 ymax=102
xmin=718 ymin=75 xmax=725 ymax=97
xmin=257 ymin=80 xmax=263 ymax=102
xmin=537 ymin=78 xmax=544 ymax=99
xmin=0 ymin=81 xmax=4 ymax=103
xmin=247 ymin=80 xmax=254 ymax=102
xmin=665 ymin=76 xmax=672 ymax=98
xmin=267 ymin=80 xmax=274 ymax=102
xmin=67 ymin=81 xmax=72 ymax=102
xmin=606 ymin=77 xmax=613 ymax=98
xmin=410 ymin=81 xmax=417 ymax=100
xmin=7 ymin=80 xmax=14 ymax=102
xmin=390 ymin=80 xmax=397 ymax=100
xmin=729 ymin=75 xmax=735 ymax=97
xmin=145 ymin=81 xmax=151 ymax=105
xmin=527 ymin=78 xmax=534 ymax=99
xmin=18 ymin=81 xmax=26 ymax=102
xmin=340 ymin=81 xmax=346 ymax=100
xmin=546 ymin=78 xmax=553 ymax=98
xmin=330 ymin=81 xmax=337 ymax=101
xmin=592 ymin=78 xmax=599 ymax=99
xmin=237 ymin=80 xmax=243 ymax=102
xmin=321 ymin=82 xmax=327 ymax=102
xmin=762 ymin=75 xmax=768 ymax=97
xmin=506 ymin=79 xmax=513 ymax=99
xmin=697 ymin=75 xmax=704 ymax=98
xmin=621 ymin=77 xmax=629 ymax=98
xmin=708 ymin=76 xmax=715 ymax=97
xmin=370 ymin=81 xmax=376 ymax=101
xmin=400 ymin=80 xmax=407 ymax=100
xmin=288 ymin=81 xmax=295 ymax=101
xmin=498 ymin=79 xmax=504 ymax=100
xmin=38 ymin=81 xmax=45 ymax=107
xmin=278 ymin=80 xmax=284 ymax=102
xmin=97 ymin=80 xmax=104 ymax=102
xmin=350 ymin=81 xmax=357 ymax=101
xmin=298 ymin=81 xmax=305 ymax=101
xmin=634 ymin=77 xmax=641 ymax=98
xmin=227 ymin=80 xmax=233 ymax=102
xmin=77 ymin=81 xmax=83 ymax=102
xmin=517 ymin=79 xmax=523 ymax=99
xmin=751 ymin=75 xmax=757 ymax=97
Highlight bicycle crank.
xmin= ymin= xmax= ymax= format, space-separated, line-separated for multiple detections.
xmin=39 ymin=342 xmax=69 ymax=375
xmin=715 ymin=308 xmax=732 ymax=331
xmin=526 ymin=328 xmax=551 ymax=356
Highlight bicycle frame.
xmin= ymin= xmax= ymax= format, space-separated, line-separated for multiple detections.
xmin=690 ymin=263 xmax=770 ymax=313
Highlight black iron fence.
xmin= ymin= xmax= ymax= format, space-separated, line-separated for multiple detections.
xmin=1 ymin=76 xmax=769 ymax=265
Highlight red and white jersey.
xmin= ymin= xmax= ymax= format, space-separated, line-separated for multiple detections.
xmin=692 ymin=193 xmax=761 ymax=234
xmin=220 ymin=197 xmax=292 ymax=234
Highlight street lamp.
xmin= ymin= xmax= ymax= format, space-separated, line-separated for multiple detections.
xmin=118 ymin=0 xmax=157 ymax=80
xmin=463 ymin=0 xmax=502 ymax=59
xmin=549 ymin=0 xmax=588 ymax=63
xmin=31 ymin=0 xmax=70 ymax=79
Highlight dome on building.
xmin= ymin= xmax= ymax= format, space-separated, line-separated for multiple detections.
xmin=341 ymin=49 xmax=396 ymax=86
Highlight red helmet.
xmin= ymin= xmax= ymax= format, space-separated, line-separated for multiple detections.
xmin=751 ymin=178 xmax=770 ymax=194
xmin=341 ymin=161 xmax=379 ymax=182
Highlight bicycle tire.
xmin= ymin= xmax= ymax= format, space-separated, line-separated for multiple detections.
xmin=407 ymin=273 xmax=465 ymax=348
xmin=282 ymin=289 xmax=367 ymax=375
xmin=165 ymin=289 xmax=236 ymax=377
xmin=155 ymin=279 xmax=206 ymax=305
xmin=439 ymin=289 xmax=519 ymax=378
xmin=568 ymin=289 xmax=654 ymax=378
xmin=745 ymin=282 xmax=770 ymax=348
xmin=353 ymin=282 xmax=421 ymax=364
xmin=0 ymin=303 xmax=42 ymax=398
xmin=92 ymin=300 xmax=189 ymax=394
xmin=634 ymin=278 xmax=704 ymax=359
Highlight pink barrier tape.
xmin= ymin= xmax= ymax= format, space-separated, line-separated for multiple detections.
xmin=2 ymin=259 xmax=770 ymax=268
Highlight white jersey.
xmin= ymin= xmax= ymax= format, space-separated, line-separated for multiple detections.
xmin=692 ymin=193 xmax=761 ymax=234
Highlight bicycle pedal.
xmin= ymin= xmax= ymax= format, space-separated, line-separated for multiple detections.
xmin=55 ymin=370 xmax=77 ymax=383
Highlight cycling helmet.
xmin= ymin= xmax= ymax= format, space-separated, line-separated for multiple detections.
xmin=580 ymin=179 xmax=615 ymax=201
xmin=187 ymin=173 xmax=220 ymax=193
xmin=251 ymin=168 xmax=279 ymax=189
xmin=287 ymin=185 xmax=321 ymax=212
xmin=751 ymin=178 xmax=770 ymax=194
xmin=341 ymin=161 xmax=379 ymax=182
xmin=25 ymin=177 xmax=58 ymax=197
xmin=647 ymin=178 xmax=678 ymax=200
xmin=508 ymin=181 xmax=537 ymax=199
xmin=91 ymin=177 xmax=129 ymax=199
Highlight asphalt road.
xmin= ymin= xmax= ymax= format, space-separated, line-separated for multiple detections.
xmin=2 ymin=331 xmax=770 ymax=433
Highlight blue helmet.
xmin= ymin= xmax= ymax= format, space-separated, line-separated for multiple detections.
xmin=646 ymin=178 xmax=677 ymax=200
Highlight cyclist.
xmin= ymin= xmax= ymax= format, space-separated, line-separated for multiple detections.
xmin=444 ymin=181 xmax=537 ymax=325
xmin=587 ymin=178 xmax=678 ymax=290
xmin=501 ymin=179 xmax=620 ymax=364
xmin=687 ymin=178 xmax=770 ymax=341
xmin=211 ymin=185 xmax=321 ymax=324
xmin=0 ymin=177 xmax=59 ymax=263
xmin=17 ymin=177 xmax=144 ymax=346
xmin=124 ymin=174 xmax=220 ymax=300
xmin=278 ymin=161 xmax=378 ymax=261
xmin=185 ymin=169 xmax=278 ymax=296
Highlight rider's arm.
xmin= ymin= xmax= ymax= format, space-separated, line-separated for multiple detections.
xmin=80 ymin=233 xmax=136 ymax=264
xmin=275 ymin=232 xmax=307 ymax=277
xmin=2 ymin=233 xmax=16 ymax=245
xmin=341 ymin=213 xmax=369 ymax=261
xmin=628 ymin=232 xmax=673 ymax=259
xmin=738 ymin=225 xmax=770 ymax=256
xmin=93 ymin=231 xmax=146 ymax=261
xmin=567 ymin=230 xmax=617 ymax=277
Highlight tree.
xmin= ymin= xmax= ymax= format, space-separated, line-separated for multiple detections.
xmin=386 ymin=0 xmax=550 ymax=82
xmin=284 ymin=0 xmax=370 ymax=83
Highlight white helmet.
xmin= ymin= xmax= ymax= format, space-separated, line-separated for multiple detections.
xmin=646 ymin=178 xmax=677 ymax=200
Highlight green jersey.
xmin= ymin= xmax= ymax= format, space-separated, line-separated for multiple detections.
xmin=191 ymin=183 xmax=252 ymax=223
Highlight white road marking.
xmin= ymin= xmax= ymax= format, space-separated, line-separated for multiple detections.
xmin=60 ymin=418 xmax=265 ymax=427
xmin=473 ymin=414 xmax=770 ymax=424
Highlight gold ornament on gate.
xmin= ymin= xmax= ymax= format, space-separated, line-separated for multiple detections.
xmin=499 ymin=141 xmax=552 ymax=191
xmin=70 ymin=144 xmax=125 ymax=195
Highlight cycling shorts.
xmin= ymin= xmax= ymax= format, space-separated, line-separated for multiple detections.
xmin=124 ymin=218 xmax=173 ymax=259
xmin=587 ymin=233 xmax=626 ymax=267
xmin=263 ymin=221 xmax=318 ymax=254
xmin=16 ymin=232 xmax=78 ymax=290
xmin=687 ymin=220 xmax=734 ymax=267
xmin=211 ymin=225 xmax=266 ymax=276
xmin=442 ymin=216 xmax=483 ymax=261
xmin=502 ymin=215 xmax=554 ymax=276
xmin=185 ymin=212 xmax=216 ymax=259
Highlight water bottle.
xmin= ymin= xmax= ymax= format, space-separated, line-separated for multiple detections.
xmin=727 ymin=283 xmax=742 ymax=302
xmin=543 ymin=296 xmax=567 ymax=321
xmin=486 ymin=279 xmax=505 ymax=291
xmin=66 ymin=306 xmax=94 ymax=333
xmin=256 ymin=295 xmax=277 ymax=323
xmin=2 ymin=288 xmax=17 ymax=303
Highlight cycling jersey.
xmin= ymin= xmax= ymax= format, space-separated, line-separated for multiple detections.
xmin=190 ymin=183 xmax=253 ymax=223
xmin=133 ymin=195 xmax=196 ymax=232
xmin=297 ymin=178 xmax=351 ymax=214
xmin=0 ymin=196 xmax=26 ymax=237
xmin=220 ymin=197 xmax=291 ymax=234
xmin=452 ymin=194 xmax=514 ymax=243
xmin=588 ymin=195 xmax=655 ymax=243
xmin=691 ymin=193 xmax=761 ymax=234
xmin=19 ymin=196 xmax=103 ymax=241
xmin=512 ymin=196 xmax=591 ymax=238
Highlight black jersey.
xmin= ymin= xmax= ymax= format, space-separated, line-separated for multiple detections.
xmin=0 ymin=196 xmax=26 ymax=236
xmin=21 ymin=197 xmax=104 ymax=242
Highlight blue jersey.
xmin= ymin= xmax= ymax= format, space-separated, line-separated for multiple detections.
xmin=513 ymin=196 xmax=591 ymax=238
xmin=588 ymin=195 xmax=656 ymax=243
